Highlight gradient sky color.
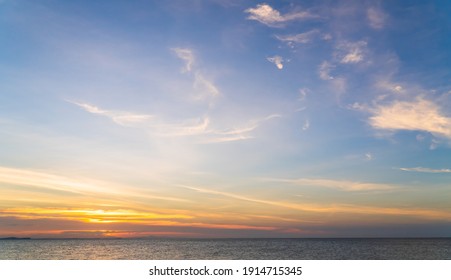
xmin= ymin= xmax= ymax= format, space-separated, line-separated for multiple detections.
xmin=1 ymin=0 xmax=450 ymax=238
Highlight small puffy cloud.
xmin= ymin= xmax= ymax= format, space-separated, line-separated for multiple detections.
xmin=365 ymin=153 xmax=373 ymax=161
xmin=172 ymin=48 xmax=195 ymax=72
xmin=275 ymin=29 xmax=319 ymax=45
xmin=369 ymin=97 xmax=451 ymax=140
xmin=318 ymin=61 xmax=334 ymax=80
xmin=267 ymin=55 xmax=284 ymax=69
xmin=245 ymin=3 xmax=316 ymax=27
xmin=376 ymin=80 xmax=405 ymax=93
xmin=367 ymin=7 xmax=386 ymax=29
xmin=336 ymin=41 xmax=368 ymax=64
xmin=399 ymin=167 xmax=451 ymax=173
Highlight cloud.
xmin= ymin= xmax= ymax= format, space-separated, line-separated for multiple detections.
xmin=72 ymin=101 xmax=278 ymax=143
xmin=298 ymin=88 xmax=309 ymax=101
xmin=264 ymin=178 xmax=395 ymax=192
xmin=376 ymin=80 xmax=404 ymax=93
xmin=318 ymin=61 xmax=334 ymax=80
xmin=275 ymin=29 xmax=320 ymax=45
xmin=179 ymin=184 xmax=451 ymax=221
xmin=302 ymin=119 xmax=310 ymax=131
xmin=205 ymin=114 xmax=281 ymax=143
xmin=336 ymin=41 xmax=368 ymax=64
xmin=193 ymin=72 xmax=220 ymax=99
xmin=245 ymin=3 xmax=317 ymax=27
xmin=70 ymin=101 xmax=152 ymax=127
xmin=173 ymin=47 xmax=221 ymax=101
xmin=367 ymin=7 xmax=386 ymax=29
xmin=172 ymin=48 xmax=195 ymax=72
xmin=399 ymin=167 xmax=451 ymax=173
xmin=0 ymin=166 xmax=187 ymax=205
xmin=369 ymin=97 xmax=451 ymax=140
xmin=153 ymin=117 xmax=211 ymax=137
xmin=267 ymin=55 xmax=284 ymax=69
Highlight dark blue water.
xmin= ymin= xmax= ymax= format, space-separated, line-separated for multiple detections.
xmin=1 ymin=238 xmax=450 ymax=260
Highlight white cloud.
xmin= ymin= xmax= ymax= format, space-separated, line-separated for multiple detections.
xmin=369 ymin=97 xmax=451 ymax=140
xmin=302 ymin=119 xmax=310 ymax=131
xmin=430 ymin=138 xmax=440 ymax=150
xmin=376 ymin=80 xmax=405 ymax=93
xmin=245 ymin=3 xmax=316 ymax=27
xmin=275 ymin=29 xmax=319 ymax=44
xmin=72 ymin=101 xmax=279 ymax=143
xmin=172 ymin=48 xmax=195 ymax=72
xmin=367 ymin=7 xmax=386 ymax=29
xmin=336 ymin=41 xmax=368 ymax=64
xmin=263 ymin=177 xmax=395 ymax=191
xmin=365 ymin=153 xmax=373 ymax=161
xmin=154 ymin=117 xmax=211 ymax=137
xmin=331 ymin=77 xmax=347 ymax=93
xmin=206 ymin=114 xmax=281 ymax=143
xmin=71 ymin=101 xmax=152 ymax=127
xmin=193 ymin=72 xmax=220 ymax=100
xmin=318 ymin=61 xmax=334 ymax=80
xmin=298 ymin=88 xmax=309 ymax=101
xmin=399 ymin=167 xmax=451 ymax=173
xmin=172 ymin=47 xmax=221 ymax=102
xmin=267 ymin=55 xmax=284 ymax=69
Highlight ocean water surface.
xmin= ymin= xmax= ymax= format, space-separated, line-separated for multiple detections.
xmin=1 ymin=238 xmax=450 ymax=260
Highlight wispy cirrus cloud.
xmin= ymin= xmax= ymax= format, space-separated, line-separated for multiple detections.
xmin=335 ymin=40 xmax=368 ymax=64
xmin=71 ymin=101 xmax=279 ymax=143
xmin=399 ymin=167 xmax=451 ymax=173
xmin=172 ymin=47 xmax=220 ymax=102
xmin=275 ymin=29 xmax=320 ymax=45
xmin=245 ymin=3 xmax=317 ymax=27
xmin=367 ymin=7 xmax=387 ymax=30
xmin=369 ymin=97 xmax=451 ymax=140
xmin=193 ymin=72 xmax=220 ymax=99
xmin=301 ymin=119 xmax=310 ymax=131
xmin=172 ymin=48 xmax=195 ymax=72
xmin=262 ymin=177 xmax=395 ymax=192
xmin=318 ymin=61 xmax=335 ymax=80
xmin=70 ymin=101 xmax=152 ymax=127
xmin=204 ymin=114 xmax=281 ymax=143
xmin=267 ymin=55 xmax=284 ymax=69
xmin=0 ymin=166 xmax=188 ymax=205
xmin=179 ymin=184 xmax=451 ymax=221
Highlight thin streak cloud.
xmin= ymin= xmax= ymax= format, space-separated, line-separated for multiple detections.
xmin=262 ymin=177 xmax=395 ymax=192
xmin=70 ymin=101 xmax=152 ymax=127
xmin=178 ymin=184 xmax=451 ymax=221
xmin=275 ymin=29 xmax=320 ymax=44
xmin=399 ymin=167 xmax=451 ymax=173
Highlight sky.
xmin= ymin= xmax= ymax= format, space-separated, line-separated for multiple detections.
xmin=0 ymin=0 xmax=450 ymax=238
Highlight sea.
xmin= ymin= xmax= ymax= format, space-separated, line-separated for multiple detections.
xmin=1 ymin=238 xmax=450 ymax=260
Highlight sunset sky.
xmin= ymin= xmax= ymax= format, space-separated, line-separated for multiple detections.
xmin=1 ymin=0 xmax=450 ymax=238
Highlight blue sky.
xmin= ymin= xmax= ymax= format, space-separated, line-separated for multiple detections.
xmin=0 ymin=0 xmax=450 ymax=238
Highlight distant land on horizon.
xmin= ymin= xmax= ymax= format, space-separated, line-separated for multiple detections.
xmin=0 ymin=237 xmax=31 ymax=240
